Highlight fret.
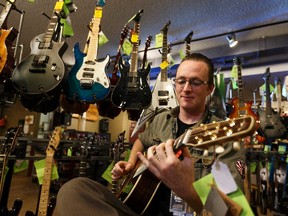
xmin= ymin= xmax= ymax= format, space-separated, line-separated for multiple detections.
xmin=86 ymin=16 xmax=101 ymax=61
xmin=160 ymin=32 xmax=168 ymax=82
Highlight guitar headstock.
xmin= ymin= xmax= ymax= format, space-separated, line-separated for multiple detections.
xmin=46 ymin=126 xmax=62 ymax=157
xmin=0 ymin=126 xmax=22 ymax=156
xmin=263 ymin=67 xmax=270 ymax=82
xmin=174 ymin=116 xmax=256 ymax=151
xmin=233 ymin=56 xmax=243 ymax=66
xmin=145 ymin=35 xmax=153 ymax=48
xmin=161 ymin=20 xmax=171 ymax=34
xmin=184 ymin=30 xmax=194 ymax=44
xmin=80 ymin=133 xmax=96 ymax=158
xmin=112 ymin=131 xmax=126 ymax=161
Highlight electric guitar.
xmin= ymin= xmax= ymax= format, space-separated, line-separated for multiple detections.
xmin=257 ymin=68 xmax=286 ymax=138
xmin=130 ymin=21 xmax=178 ymax=136
xmin=111 ymin=9 xmax=152 ymax=110
xmin=97 ymin=25 xmax=130 ymax=119
xmin=229 ymin=57 xmax=259 ymax=123
xmin=27 ymin=127 xmax=62 ymax=216
xmin=11 ymin=0 xmax=68 ymax=112
xmin=116 ymin=116 xmax=256 ymax=215
xmin=111 ymin=131 xmax=125 ymax=195
xmin=64 ymin=0 xmax=110 ymax=103
xmin=0 ymin=126 xmax=23 ymax=216
xmin=0 ymin=0 xmax=18 ymax=82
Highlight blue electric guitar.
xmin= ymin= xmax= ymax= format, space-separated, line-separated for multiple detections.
xmin=111 ymin=10 xmax=152 ymax=110
xmin=64 ymin=0 xmax=110 ymax=103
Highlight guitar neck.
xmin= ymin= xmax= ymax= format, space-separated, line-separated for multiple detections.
xmin=0 ymin=1 xmax=13 ymax=28
xmin=160 ymin=31 xmax=168 ymax=82
xmin=38 ymin=155 xmax=54 ymax=216
xmin=129 ymin=23 xmax=140 ymax=75
xmin=236 ymin=64 xmax=245 ymax=105
xmin=0 ymin=155 xmax=8 ymax=200
xmin=265 ymin=79 xmax=273 ymax=115
xmin=86 ymin=9 xmax=101 ymax=61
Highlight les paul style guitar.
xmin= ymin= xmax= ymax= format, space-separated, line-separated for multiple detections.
xmin=64 ymin=0 xmax=110 ymax=103
xmin=115 ymin=116 xmax=257 ymax=215
xmin=11 ymin=0 xmax=68 ymax=113
xmin=229 ymin=57 xmax=259 ymax=123
xmin=0 ymin=0 xmax=18 ymax=82
xmin=0 ymin=126 xmax=22 ymax=216
xmin=111 ymin=9 xmax=152 ymax=110
xmin=257 ymin=68 xmax=286 ymax=138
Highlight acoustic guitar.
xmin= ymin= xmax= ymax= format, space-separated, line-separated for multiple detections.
xmin=111 ymin=9 xmax=152 ymax=110
xmin=11 ymin=0 xmax=68 ymax=113
xmin=116 ymin=116 xmax=257 ymax=215
xmin=0 ymin=126 xmax=23 ymax=216
xmin=63 ymin=0 xmax=110 ymax=103
xmin=0 ymin=0 xmax=18 ymax=83
xmin=257 ymin=68 xmax=286 ymax=138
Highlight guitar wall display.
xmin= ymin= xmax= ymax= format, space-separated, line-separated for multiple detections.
xmin=26 ymin=126 xmax=62 ymax=216
xmin=11 ymin=0 xmax=68 ymax=113
xmin=111 ymin=9 xmax=152 ymax=111
xmin=115 ymin=116 xmax=257 ymax=215
xmin=0 ymin=126 xmax=22 ymax=216
xmin=63 ymin=0 xmax=110 ymax=104
xmin=257 ymin=68 xmax=286 ymax=138
xmin=0 ymin=0 xmax=19 ymax=83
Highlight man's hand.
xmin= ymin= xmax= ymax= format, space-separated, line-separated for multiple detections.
xmin=111 ymin=161 xmax=134 ymax=180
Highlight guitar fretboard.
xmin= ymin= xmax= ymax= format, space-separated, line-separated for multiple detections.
xmin=0 ymin=155 xmax=8 ymax=200
xmin=160 ymin=30 xmax=168 ymax=82
xmin=0 ymin=1 xmax=13 ymax=28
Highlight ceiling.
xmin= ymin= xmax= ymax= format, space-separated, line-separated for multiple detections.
xmin=5 ymin=0 xmax=288 ymax=73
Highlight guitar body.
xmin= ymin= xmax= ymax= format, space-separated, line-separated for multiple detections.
xmin=229 ymin=97 xmax=259 ymax=120
xmin=111 ymin=58 xmax=152 ymax=109
xmin=64 ymin=42 xmax=110 ymax=102
xmin=0 ymin=27 xmax=18 ymax=82
xmin=11 ymin=33 xmax=67 ymax=96
xmin=257 ymin=108 xmax=286 ymax=138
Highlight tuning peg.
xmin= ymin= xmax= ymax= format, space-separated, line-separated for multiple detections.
xmin=233 ymin=141 xmax=240 ymax=151
xmin=203 ymin=149 xmax=209 ymax=157
xmin=215 ymin=146 xmax=225 ymax=154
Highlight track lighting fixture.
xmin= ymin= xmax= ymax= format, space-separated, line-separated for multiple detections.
xmin=226 ymin=33 xmax=238 ymax=48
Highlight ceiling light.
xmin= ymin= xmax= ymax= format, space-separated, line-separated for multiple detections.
xmin=226 ymin=33 xmax=238 ymax=48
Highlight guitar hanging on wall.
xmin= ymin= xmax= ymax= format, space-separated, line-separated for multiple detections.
xmin=97 ymin=25 xmax=130 ymax=119
xmin=0 ymin=126 xmax=23 ymax=216
xmin=111 ymin=9 xmax=152 ymax=110
xmin=131 ymin=21 xmax=178 ymax=137
xmin=11 ymin=0 xmax=68 ymax=113
xmin=116 ymin=116 xmax=257 ymax=215
xmin=63 ymin=0 xmax=110 ymax=104
xmin=229 ymin=57 xmax=259 ymax=122
xmin=257 ymin=68 xmax=286 ymax=138
xmin=0 ymin=0 xmax=19 ymax=83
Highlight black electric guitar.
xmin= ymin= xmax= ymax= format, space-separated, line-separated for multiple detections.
xmin=64 ymin=0 xmax=110 ymax=103
xmin=79 ymin=133 xmax=96 ymax=177
xmin=111 ymin=9 xmax=152 ymax=110
xmin=257 ymin=68 xmax=286 ymax=138
xmin=0 ymin=0 xmax=18 ymax=82
xmin=0 ymin=126 xmax=23 ymax=216
xmin=111 ymin=131 xmax=125 ymax=195
xmin=97 ymin=25 xmax=130 ymax=119
xmin=116 ymin=116 xmax=257 ymax=215
xmin=11 ymin=0 xmax=68 ymax=113
xmin=26 ymin=126 xmax=62 ymax=216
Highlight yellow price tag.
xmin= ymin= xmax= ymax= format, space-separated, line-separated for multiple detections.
xmin=160 ymin=60 xmax=169 ymax=70
xmin=95 ymin=8 xmax=103 ymax=18
xmin=131 ymin=33 xmax=139 ymax=43
xmin=54 ymin=1 xmax=64 ymax=10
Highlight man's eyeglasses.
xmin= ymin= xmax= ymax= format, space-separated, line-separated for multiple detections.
xmin=173 ymin=78 xmax=208 ymax=88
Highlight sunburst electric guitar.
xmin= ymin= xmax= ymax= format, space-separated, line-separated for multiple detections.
xmin=111 ymin=9 xmax=152 ymax=110
xmin=0 ymin=0 xmax=18 ymax=82
xmin=116 ymin=116 xmax=257 ymax=215
xmin=64 ymin=0 xmax=110 ymax=103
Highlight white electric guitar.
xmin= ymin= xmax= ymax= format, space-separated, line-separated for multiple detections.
xmin=131 ymin=21 xmax=178 ymax=137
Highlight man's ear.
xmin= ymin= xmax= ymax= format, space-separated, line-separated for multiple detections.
xmin=209 ymin=83 xmax=215 ymax=94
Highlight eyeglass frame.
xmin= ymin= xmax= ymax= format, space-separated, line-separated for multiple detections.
xmin=173 ymin=78 xmax=208 ymax=88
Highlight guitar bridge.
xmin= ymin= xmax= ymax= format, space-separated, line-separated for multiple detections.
xmin=80 ymin=79 xmax=94 ymax=89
